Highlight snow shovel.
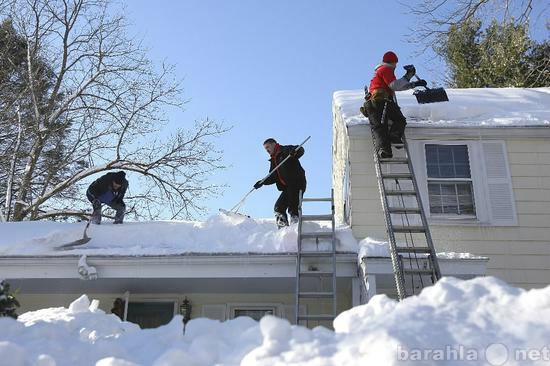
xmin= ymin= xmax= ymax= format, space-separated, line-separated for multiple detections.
xmin=55 ymin=219 xmax=92 ymax=250
xmin=220 ymin=136 xmax=311 ymax=218
xmin=404 ymin=66 xmax=449 ymax=104
xmin=412 ymin=74 xmax=449 ymax=104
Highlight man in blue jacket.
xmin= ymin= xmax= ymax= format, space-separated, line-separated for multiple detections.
xmin=86 ymin=171 xmax=128 ymax=224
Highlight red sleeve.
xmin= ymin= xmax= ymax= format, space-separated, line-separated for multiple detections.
xmin=378 ymin=66 xmax=396 ymax=86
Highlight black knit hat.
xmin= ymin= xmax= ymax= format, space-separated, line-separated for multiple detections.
xmin=113 ymin=171 xmax=126 ymax=184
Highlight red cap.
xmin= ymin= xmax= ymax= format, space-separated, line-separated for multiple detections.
xmin=382 ymin=51 xmax=398 ymax=64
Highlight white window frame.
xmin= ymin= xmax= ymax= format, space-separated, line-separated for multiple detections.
xmin=410 ymin=140 xmax=491 ymax=225
xmin=227 ymin=303 xmax=282 ymax=320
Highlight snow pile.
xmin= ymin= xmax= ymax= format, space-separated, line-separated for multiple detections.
xmin=333 ymin=87 xmax=550 ymax=127
xmin=358 ymin=237 xmax=486 ymax=260
xmin=0 ymin=213 xmax=357 ymax=256
xmin=1 ymin=277 xmax=549 ymax=365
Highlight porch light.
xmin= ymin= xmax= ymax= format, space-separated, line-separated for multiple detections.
xmin=179 ymin=297 xmax=192 ymax=324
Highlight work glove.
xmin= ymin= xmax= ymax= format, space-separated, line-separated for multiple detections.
xmin=403 ymin=64 xmax=416 ymax=81
xmin=253 ymin=180 xmax=263 ymax=189
xmin=411 ymin=79 xmax=427 ymax=88
xmin=289 ymin=149 xmax=297 ymax=158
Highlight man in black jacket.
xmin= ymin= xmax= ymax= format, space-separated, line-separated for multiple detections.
xmin=254 ymin=138 xmax=306 ymax=228
xmin=86 ymin=171 xmax=128 ymax=224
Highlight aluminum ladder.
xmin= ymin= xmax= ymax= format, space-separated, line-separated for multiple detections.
xmin=295 ymin=190 xmax=337 ymax=326
xmin=373 ymin=136 xmax=442 ymax=300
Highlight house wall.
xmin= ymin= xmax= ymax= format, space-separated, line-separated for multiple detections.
xmin=15 ymin=286 xmax=353 ymax=327
xmin=332 ymin=112 xmax=550 ymax=289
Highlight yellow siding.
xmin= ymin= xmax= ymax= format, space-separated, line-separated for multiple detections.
xmin=16 ymin=291 xmax=353 ymax=325
xmin=332 ymin=116 xmax=550 ymax=290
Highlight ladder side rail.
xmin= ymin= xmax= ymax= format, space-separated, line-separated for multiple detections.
xmin=295 ymin=190 xmax=304 ymax=324
xmin=373 ymin=151 xmax=407 ymax=300
xmin=330 ymin=189 xmax=337 ymax=317
xmin=403 ymin=136 xmax=442 ymax=280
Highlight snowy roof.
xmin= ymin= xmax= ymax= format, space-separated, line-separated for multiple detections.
xmin=333 ymin=87 xmax=550 ymax=127
xmin=0 ymin=213 xmax=356 ymax=256
xmin=0 ymin=213 xmax=484 ymax=260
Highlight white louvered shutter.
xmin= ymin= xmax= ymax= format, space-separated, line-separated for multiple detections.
xmin=201 ymin=304 xmax=227 ymax=321
xmin=482 ymin=142 xmax=517 ymax=225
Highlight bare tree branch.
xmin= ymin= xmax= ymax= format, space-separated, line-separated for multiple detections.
xmin=0 ymin=0 xmax=228 ymax=221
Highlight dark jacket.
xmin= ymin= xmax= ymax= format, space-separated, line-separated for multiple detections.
xmin=263 ymin=144 xmax=306 ymax=191
xmin=87 ymin=172 xmax=128 ymax=204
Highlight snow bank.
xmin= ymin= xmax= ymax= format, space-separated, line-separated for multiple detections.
xmin=1 ymin=277 xmax=549 ymax=365
xmin=0 ymin=213 xmax=357 ymax=256
xmin=333 ymin=87 xmax=550 ymax=127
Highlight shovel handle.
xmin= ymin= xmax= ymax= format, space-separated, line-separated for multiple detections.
xmin=412 ymin=74 xmax=431 ymax=90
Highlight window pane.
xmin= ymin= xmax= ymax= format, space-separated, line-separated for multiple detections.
xmin=126 ymin=302 xmax=174 ymax=329
xmin=428 ymin=182 xmax=475 ymax=216
xmin=427 ymin=164 xmax=440 ymax=177
xmin=425 ymin=144 xmax=471 ymax=179
xmin=234 ymin=309 xmax=274 ymax=321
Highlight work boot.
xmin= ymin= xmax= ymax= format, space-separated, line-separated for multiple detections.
xmin=378 ymin=147 xmax=393 ymax=159
xmin=390 ymin=135 xmax=404 ymax=149
xmin=275 ymin=212 xmax=289 ymax=229
xmin=290 ymin=215 xmax=299 ymax=225
xmin=113 ymin=208 xmax=125 ymax=224
xmin=91 ymin=208 xmax=102 ymax=225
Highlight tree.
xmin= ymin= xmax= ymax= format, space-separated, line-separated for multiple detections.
xmin=409 ymin=0 xmax=540 ymax=47
xmin=0 ymin=0 xmax=227 ymax=221
xmin=440 ymin=18 xmax=535 ymax=87
xmin=0 ymin=280 xmax=19 ymax=319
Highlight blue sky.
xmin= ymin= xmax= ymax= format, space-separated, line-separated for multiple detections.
xmin=126 ymin=0 xmax=548 ymax=219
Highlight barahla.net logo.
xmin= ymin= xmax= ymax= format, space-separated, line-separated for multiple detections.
xmin=397 ymin=343 xmax=550 ymax=364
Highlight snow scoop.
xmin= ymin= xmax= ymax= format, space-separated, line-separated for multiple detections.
xmin=55 ymin=219 xmax=92 ymax=250
xmin=220 ymin=136 xmax=311 ymax=217
xmin=406 ymin=66 xmax=449 ymax=104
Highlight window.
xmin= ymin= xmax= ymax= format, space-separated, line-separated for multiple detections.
xmin=425 ymin=144 xmax=475 ymax=216
xmin=229 ymin=305 xmax=278 ymax=321
xmin=126 ymin=301 xmax=176 ymax=329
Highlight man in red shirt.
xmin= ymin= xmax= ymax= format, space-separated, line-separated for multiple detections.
xmin=363 ymin=51 xmax=427 ymax=158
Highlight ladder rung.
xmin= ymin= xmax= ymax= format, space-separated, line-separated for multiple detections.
xmin=378 ymin=158 xmax=409 ymax=164
xmin=302 ymin=198 xmax=332 ymax=202
xmin=297 ymin=315 xmax=334 ymax=321
xmin=388 ymin=207 xmax=421 ymax=214
xmin=299 ymin=251 xmax=333 ymax=257
xmin=392 ymin=225 xmax=426 ymax=233
xmin=300 ymin=232 xmax=333 ymax=239
xmin=395 ymin=247 xmax=433 ymax=253
xmin=300 ymin=271 xmax=334 ymax=277
xmin=299 ymin=292 xmax=334 ymax=298
xmin=381 ymin=173 xmax=412 ymax=179
xmin=301 ymin=214 xmax=333 ymax=221
xmin=385 ymin=190 xmax=417 ymax=196
xmin=403 ymin=268 xmax=434 ymax=275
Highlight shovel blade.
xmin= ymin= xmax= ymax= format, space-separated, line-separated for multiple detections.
xmin=414 ymin=88 xmax=449 ymax=104
xmin=219 ymin=208 xmax=251 ymax=219
xmin=55 ymin=236 xmax=92 ymax=250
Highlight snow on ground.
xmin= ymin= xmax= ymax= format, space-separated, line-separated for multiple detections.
xmin=333 ymin=87 xmax=550 ymax=127
xmin=1 ymin=276 xmax=549 ymax=366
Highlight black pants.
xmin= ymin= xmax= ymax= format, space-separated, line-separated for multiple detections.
xmin=274 ymin=184 xmax=306 ymax=218
xmin=86 ymin=189 xmax=125 ymax=221
xmin=366 ymin=99 xmax=407 ymax=151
